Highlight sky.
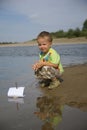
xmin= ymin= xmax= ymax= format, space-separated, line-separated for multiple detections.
xmin=0 ymin=0 xmax=87 ymax=42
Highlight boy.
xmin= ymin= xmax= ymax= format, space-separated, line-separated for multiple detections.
xmin=32 ymin=31 xmax=64 ymax=89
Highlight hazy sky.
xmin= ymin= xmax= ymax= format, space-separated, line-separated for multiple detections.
xmin=0 ymin=0 xmax=87 ymax=42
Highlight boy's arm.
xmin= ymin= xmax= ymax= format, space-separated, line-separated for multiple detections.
xmin=42 ymin=60 xmax=58 ymax=68
xmin=32 ymin=60 xmax=58 ymax=71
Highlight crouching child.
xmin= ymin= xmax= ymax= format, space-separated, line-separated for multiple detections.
xmin=32 ymin=31 xmax=64 ymax=89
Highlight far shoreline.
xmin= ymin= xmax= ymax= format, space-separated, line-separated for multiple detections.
xmin=0 ymin=37 xmax=87 ymax=47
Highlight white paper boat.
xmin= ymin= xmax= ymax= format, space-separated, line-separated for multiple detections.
xmin=7 ymin=87 xmax=25 ymax=98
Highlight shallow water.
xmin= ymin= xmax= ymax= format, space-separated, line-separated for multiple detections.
xmin=0 ymin=44 xmax=87 ymax=66
xmin=0 ymin=85 xmax=87 ymax=130
xmin=0 ymin=44 xmax=87 ymax=130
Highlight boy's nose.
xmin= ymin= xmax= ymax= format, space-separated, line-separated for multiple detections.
xmin=40 ymin=45 xmax=44 ymax=49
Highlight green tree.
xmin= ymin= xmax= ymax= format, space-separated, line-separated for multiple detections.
xmin=67 ymin=29 xmax=74 ymax=38
xmin=57 ymin=30 xmax=65 ymax=38
xmin=74 ymin=28 xmax=81 ymax=37
xmin=82 ymin=19 xmax=87 ymax=31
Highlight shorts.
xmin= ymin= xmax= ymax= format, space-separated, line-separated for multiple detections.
xmin=35 ymin=66 xmax=62 ymax=79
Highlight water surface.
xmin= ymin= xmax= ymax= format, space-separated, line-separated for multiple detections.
xmin=0 ymin=44 xmax=87 ymax=130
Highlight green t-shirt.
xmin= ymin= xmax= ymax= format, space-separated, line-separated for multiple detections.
xmin=39 ymin=48 xmax=64 ymax=73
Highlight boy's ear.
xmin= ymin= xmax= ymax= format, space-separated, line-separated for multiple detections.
xmin=49 ymin=42 xmax=52 ymax=45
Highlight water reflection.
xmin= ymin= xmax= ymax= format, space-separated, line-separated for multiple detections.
xmin=8 ymin=98 xmax=24 ymax=104
xmin=34 ymin=96 xmax=64 ymax=130
xmin=8 ymin=98 xmax=24 ymax=110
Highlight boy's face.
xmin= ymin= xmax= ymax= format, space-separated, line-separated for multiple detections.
xmin=37 ymin=37 xmax=52 ymax=53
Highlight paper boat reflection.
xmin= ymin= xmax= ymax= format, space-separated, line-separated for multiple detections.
xmin=8 ymin=97 xmax=24 ymax=104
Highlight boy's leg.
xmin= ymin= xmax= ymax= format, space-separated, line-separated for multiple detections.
xmin=39 ymin=79 xmax=52 ymax=87
xmin=35 ymin=66 xmax=62 ymax=88
xmin=35 ymin=66 xmax=61 ymax=79
xmin=58 ymin=77 xmax=64 ymax=83
xmin=48 ymin=78 xmax=61 ymax=89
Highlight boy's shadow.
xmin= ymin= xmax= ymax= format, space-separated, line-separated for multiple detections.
xmin=34 ymin=96 xmax=64 ymax=130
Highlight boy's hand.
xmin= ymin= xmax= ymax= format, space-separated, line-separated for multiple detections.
xmin=32 ymin=60 xmax=45 ymax=71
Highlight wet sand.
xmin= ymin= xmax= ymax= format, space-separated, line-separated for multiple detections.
xmin=40 ymin=64 xmax=87 ymax=112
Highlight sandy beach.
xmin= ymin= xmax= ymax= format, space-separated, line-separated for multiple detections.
xmin=39 ymin=64 xmax=87 ymax=112
xmin=0 ymin=37 xmax=87 ymax=47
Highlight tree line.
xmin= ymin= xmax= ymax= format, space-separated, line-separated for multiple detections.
xmin=0 ymin=19 xmax=87 ymax=44
xmin=50 ymin=19 xmax=87 ymax=38
xmin=0 ymin=42 xmax=16 ymax=44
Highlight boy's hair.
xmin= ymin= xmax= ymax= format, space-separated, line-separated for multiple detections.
xmin=37 ymin=31 xmax=53 ymax=42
